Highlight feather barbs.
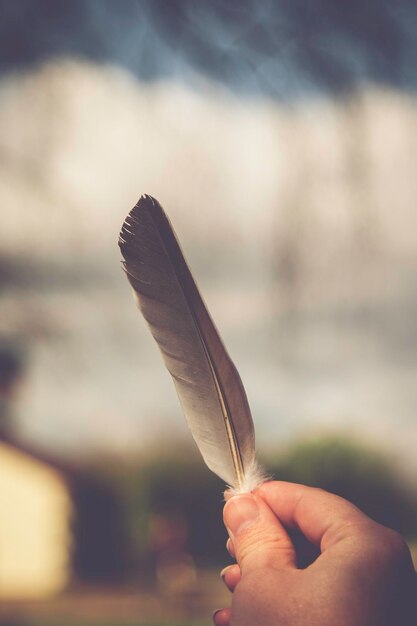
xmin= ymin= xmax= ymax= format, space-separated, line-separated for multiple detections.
xmin=119 ymin=195 xmax=264 ymax=493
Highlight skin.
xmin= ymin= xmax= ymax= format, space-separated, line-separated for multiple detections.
xmin=213 ymin=481 xmax=417 ymax=626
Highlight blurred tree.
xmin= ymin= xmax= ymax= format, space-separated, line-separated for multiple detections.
xmin=88 ymin=445 xmax=227 ymax=574
xmin=144 ymin=452 xmax=226 ymax=567
xmin=70 ymin=473 xmax=130 ymax=583
xmin=85 ymin=435 xmax=417 ymax=578
xmin=267 ymin=436 xmax=417 ymax=539
xmin=0 ymin=342 xmax=25 ymax=439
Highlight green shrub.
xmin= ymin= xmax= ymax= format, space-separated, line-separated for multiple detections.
xmin=84 ymin=435 xmax=417 ymax=577
xmin=267 ymin=436 xmax=417 ymax=538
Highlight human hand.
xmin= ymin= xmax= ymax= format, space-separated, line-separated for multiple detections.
xmin=214 ymin=481 xmax=416 ymax=626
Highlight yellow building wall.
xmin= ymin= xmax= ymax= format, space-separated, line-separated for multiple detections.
xmin=0 ymin=442 xmax=72 ymax=599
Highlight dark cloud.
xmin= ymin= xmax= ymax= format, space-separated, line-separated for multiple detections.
xmin=0 ymin=0 xmax=416 ymax=98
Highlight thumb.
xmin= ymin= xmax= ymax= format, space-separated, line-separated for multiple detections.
xmin=223 ymin=493 xmax=297 ymax=575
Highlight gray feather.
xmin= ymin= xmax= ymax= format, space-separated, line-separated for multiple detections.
xmin=119 ymin=195 xmax=260 ymax=490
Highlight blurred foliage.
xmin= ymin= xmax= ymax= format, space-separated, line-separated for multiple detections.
xmin=83 ymin=435 xmax=417 ymax=579
xmin=70 ymin=474 xmax=130 ymax=582
xmin=87 ymin=444 xmax=227 ymax=575
xmin=267 ymin=436 xmax=417 ymax=538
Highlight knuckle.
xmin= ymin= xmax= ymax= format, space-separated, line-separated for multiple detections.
xmin=381 ymin=527 xmax=409 ymax=560
xmin=237 ymin=527 xmax=293 ymax=566
xmin=363 ymin=524 xmax=411 ymax=567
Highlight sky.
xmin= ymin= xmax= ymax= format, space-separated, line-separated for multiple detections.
xmin=1 ymin=0 xmax=417 ymax=98
xmin=0 ymin=1 xmax=416 ymax=474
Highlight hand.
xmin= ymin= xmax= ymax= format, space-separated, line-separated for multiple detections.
xmin=214 ymin=481 xmax=416 ymax=626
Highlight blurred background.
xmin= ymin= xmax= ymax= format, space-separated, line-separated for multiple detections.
xmin=0 ymin=1 xmax=416 ymax=624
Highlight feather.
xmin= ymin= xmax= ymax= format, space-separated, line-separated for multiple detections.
xmin=118 ymin=195 xmax=265 ymax=493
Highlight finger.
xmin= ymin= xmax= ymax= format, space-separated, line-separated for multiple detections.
xmin=257 ymin=481 xmax=374 ymax=552
xmin=213 ymin=607 xmax=231 ymax=626
xmin=223 ymin=493 xmax=297 ymax=574
xmin=221 ymin=564 xmax=241 ymax=591
xmin=226 ymin=538 xmax=236 ymax=559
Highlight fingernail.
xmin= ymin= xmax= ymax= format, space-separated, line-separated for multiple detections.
xmin=220 ymin=565 xmax=230 ymax=581
xmin=224 ymin=495 xmax=260 ymax=536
